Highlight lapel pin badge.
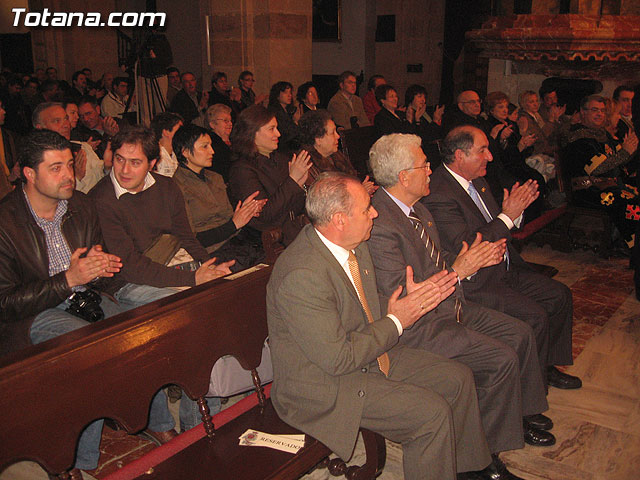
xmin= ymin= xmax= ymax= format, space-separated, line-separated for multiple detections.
xmin=481 ymin=187 xmax=486 ymax=193
xmin=427 ymin=221 xmax=433 ymax=227
xmin=363 ymin=269 xmax=369 ymax=275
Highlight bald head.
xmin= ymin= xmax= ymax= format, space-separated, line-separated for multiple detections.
xmin=457 ymin=90 xmax=482 ymax=118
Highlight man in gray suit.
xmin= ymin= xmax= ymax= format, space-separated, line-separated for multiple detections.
xmin=267 ymin=172 xmax=500 ymax=480
xmin=366 ymin=134 xmax=553 ymax=474
xmin=424 ymin=125 xmax=580 ymax=390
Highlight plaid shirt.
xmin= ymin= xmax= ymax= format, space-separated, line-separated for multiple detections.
xmin=23 ymin=188 xmax=72 ymax=278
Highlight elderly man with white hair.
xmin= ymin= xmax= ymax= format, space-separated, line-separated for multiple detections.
xmin=367 ymin=133 xmax=554 ymax=480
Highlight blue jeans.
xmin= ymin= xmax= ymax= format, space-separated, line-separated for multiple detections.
xmin=30 ymin=295 xmax=175 ymax=470
xmin=114 ymin=283 xmax=181 ymax=311
xmin=179 ymin=396 xmax=221 ymax=432
xmin=115 ymin=284 xmax=222 ymax=432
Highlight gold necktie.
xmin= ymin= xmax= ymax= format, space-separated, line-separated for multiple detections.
xmin=347 ymin=251 xmax=390 ymax=376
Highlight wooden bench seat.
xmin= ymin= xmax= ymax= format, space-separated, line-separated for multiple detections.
xmin=0 ymin=266 xmax=385 ymax=480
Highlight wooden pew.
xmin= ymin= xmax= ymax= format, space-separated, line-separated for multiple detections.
xmin=0 ymin=266 xmax=385 ymax=480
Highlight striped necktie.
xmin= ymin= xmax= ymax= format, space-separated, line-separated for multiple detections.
xmin=407 ymin=210 xmax=462 ymax=323
xmin=347 ymin=251 xmax=390 ymax=375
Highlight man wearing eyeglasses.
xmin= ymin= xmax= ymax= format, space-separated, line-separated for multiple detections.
xmin=443 ymin=90 xmax=489 ymax=135
xmin=563 ymin=94 xmax=639 ymax=249
xmin=367 ymin=134 xmax=552 ymax=479
xmin=327 ymin=71 xmax=370 ymax=129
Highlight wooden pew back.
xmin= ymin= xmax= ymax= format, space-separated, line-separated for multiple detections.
xmin=0 ymin=267 xmax=271 ymax=475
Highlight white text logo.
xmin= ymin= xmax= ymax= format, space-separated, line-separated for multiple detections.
xmin=12 ymin=8 xmax=166 ymax=28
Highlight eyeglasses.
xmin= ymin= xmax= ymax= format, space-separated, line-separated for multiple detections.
xmin=461 ymin=99 xmax=482 ymax=105
xmin=585 ymin=107 xmax=606 ymax=113
xmin=214 ymin=118 xmax=232 ymax=124
xmin=404 ymin=163 xmax=430 ymax=172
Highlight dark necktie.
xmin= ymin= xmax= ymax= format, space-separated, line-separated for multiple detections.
xmin=347 ymin=251 xmax=390 ymax=376
xmin=407 ymin=210 xmax=462 ymax=323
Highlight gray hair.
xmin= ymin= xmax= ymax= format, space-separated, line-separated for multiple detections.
xmin=306 ymin=171 xmax=358 ymax=226
xmin=440 ymin=126 xmax=476 ymax=165
xmin=368 ymin=134 xmax=422 ymax=188
xmin=32 ymin=101 xmax=64 ymax=128
xmin=206 ymin=103 xmax=232 ymax=125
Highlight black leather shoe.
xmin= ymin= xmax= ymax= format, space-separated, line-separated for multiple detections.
xmin=469 ymin=454 xmax=524 ymax=479
xmin=524 ymin=423 xmax=556 ymax=446
xmin=523 ymin=413 xmax=553 ymax=430
xmin=547 ymin=366 xmax=582 ymax=389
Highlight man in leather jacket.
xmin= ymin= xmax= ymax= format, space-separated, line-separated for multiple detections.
xmin=0 ymin=129 xmax=177 ymax=475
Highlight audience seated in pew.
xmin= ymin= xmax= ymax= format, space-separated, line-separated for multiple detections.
xmin=267 ymin=171 xmax=515 ymax=480
xmin=172 ymin=123 xmax=266 ymax=269
xmin=327 ymin=70 xmax=370 ymax=129
xmin=150 ymin=111 xmax=183 ymax=177
xmin=298 ymin=108 xmax=377 ymax=195
xmin=74 ymin=95 xmax=120 ymax=158
xmin=424 ymin=126 xmax=582 ymax=391
xmin=367 ymin=133 xmax=555 ymax=465
xmin=228 ymin=105 xmax=310 ymax=247
xmin=33 ymin=102 xmax=107 ymax=194
xmin=561 ymin=94 xmax=639 ymax=250
xmin=0 ymin=129 xmax=177 ymax=478
xmin=204 ymin=103 xmax=234 ymax=183
xmin=1 ymin=58 xmax=618 ymax=478
xmin=89 ymin=125 xmax=234 ymax=432
xmin=267 ymin=81 xmax=301 ymax=153
xmin=404 ymin=84 xmax=445 ymax=170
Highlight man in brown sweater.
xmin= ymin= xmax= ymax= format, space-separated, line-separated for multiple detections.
xmin=89 ymin=125 xmax=233 ymax=307
xmin=90 ymin=125 xmax=234 ymax=432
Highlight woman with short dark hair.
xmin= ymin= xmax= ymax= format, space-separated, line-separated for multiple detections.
xmin=172 ymin=123 xmax=265 ymax=263
xmin=298 ymin=109 xmax=376 ymax=195
xmin=268 ymin=81 xmax=300 ymax=151
xmin=404 ymin=84 xmax=445 ymax=168
xmin=374 ymin=84 xmax=415 ymax=139
xmin=296 ymin=81 xmax=319 ymax=113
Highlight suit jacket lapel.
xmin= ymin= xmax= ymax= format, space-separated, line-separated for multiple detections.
xmin=442 ymin=168 xmax=492 ymax=225
xmin=377 ymin=190 xmax=428 ymax=258
xmin=473 ymin=177 xmax=500 ymax=219
xmin=413 ymin=202 xmax=444 ymax=249
xmin=305 ymin=226 xmax=373 ymax=319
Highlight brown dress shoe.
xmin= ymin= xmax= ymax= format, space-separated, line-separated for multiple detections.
xmin=142 ymin=428 xmax=178 ymax=445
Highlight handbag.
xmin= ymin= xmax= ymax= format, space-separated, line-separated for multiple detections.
xmin=207 ymin=339 xmax=273 ymax=397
